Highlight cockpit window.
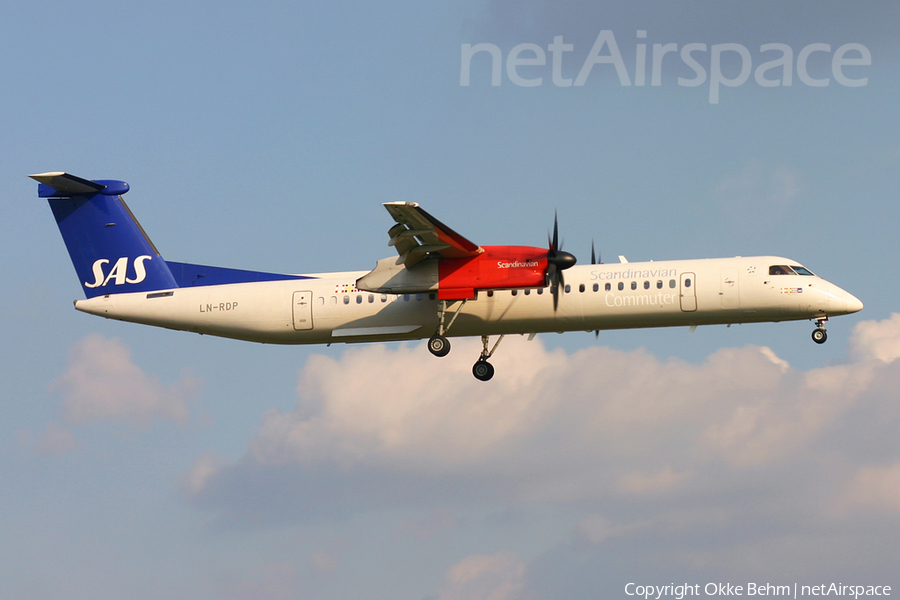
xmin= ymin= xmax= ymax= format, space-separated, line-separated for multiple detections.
xmin=768 ymin=265 xmax=816 ymax=276
xmin=768 ymin=265 xmax=794 ymax=275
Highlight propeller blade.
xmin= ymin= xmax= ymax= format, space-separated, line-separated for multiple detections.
xmin=591 ymin=240 xmax=596 ymax=265
xmin=552 ymin=211 xmax=559 ymax=252
xmin=552 ymin=270 xmax=560 ymax=311
xmin=545 ymin=211 xmax=576 ymax=312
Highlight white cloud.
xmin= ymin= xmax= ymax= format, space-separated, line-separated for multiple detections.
xmin=50 ymin=334 xmax=201 ymax=427
xmin=249 ymin=338 xmax=568 ymax=471
xmin=576 ymin=513 xmax=650 ymax=545
xmin=435 ymin=551 xmax=526 ymax=600
xmin=182 ymin=452 xmax=228 ymax=498
xmin=850 ymin=312 xmax=900 ymax=362
xmin=238 ymin=334 xmax=864 ymax=484
xmin=836 ymin=461 xmax=900 ymax=515
xmin=34 ymin=421 xmax=81 ymax=456
xmin=17 ymin=421 xmax=82 ymax=456
xmin=187 ymin=314 xmax=900 ymax=587
xmin=616 ymin=467 xmax=692 ymax=495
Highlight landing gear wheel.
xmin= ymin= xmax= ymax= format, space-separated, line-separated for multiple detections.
xmin=812 ymin=328 xmax=827 ymax=344
xmin=472 ymin=359 xmax=494 ymax=381
xmin=428 ymin=335 xmax=451 ymax=357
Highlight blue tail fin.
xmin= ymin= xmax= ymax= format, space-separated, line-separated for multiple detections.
xmin=31 ymin=172 xmax=178 ymax=298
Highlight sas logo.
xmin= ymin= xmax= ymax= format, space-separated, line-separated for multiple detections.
xmin=85 ymin=255 xmax=152 ymax=288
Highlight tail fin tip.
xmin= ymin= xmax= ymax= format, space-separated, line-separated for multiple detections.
xmin=29 ymin=172 xmax=129 ymax=198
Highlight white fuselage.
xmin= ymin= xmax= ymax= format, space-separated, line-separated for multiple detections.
xmin=73 ymin=256 xmax=863 ymax=345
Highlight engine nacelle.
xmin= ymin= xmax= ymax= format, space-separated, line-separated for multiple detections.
xmin=356 ymin=255 xmax=438 ymax=294
xmin=356 ymin=246 xmax=548 ymax=300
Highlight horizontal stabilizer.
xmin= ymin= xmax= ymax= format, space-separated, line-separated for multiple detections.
xmin=29 ymin=172 xmax=129 ymax=198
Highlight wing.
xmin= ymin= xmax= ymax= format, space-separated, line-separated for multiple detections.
xmin=383 ymin=202 xmax=482 ymax=266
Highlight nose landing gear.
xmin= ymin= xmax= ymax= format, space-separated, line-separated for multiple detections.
xmin=812 ymin=316 xmax=828 ymax=344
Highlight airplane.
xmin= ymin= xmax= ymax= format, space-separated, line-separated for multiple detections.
xmin=31 ymin=171 xmax=864 ymax=381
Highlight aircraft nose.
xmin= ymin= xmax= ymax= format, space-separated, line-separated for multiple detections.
xmin=830 ymin=284 xmax=864 ymax=315
xmin=844 ymin=291 xmax=864 ymax=314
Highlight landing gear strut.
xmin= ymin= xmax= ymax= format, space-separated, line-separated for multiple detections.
xmin=812 ymin=316 xmax=828 ymax=344
xmin=427 ymin=300 xmax=504 ymax=380
xmin=472 ymin=334 xmax=504 ymax=381
xmin=427 ymin=299 xmax=467 ymax=357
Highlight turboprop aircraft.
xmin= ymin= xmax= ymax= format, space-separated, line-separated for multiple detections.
xmin=31 ymin=172 xmax=863 ymax=381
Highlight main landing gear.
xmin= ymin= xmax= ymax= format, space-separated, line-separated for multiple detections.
xmin=427 ymin=299 xmax=503 ymax=381
xmin=427 ymin=299 xmax=467 ymax=358
xmin=812 ymin=316 xmax=828 ymax=344
xmin=472 ymin=335 xmax=504 ymax=381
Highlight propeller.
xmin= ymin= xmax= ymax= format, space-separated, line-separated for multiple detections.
xmin=591 ymin=240 xmax=599 ymax=337
xmin=546 ymin=212 xmax=576 ymax=311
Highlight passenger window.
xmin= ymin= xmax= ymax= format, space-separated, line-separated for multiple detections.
xmin=564 ymin=284 xmax=571 ymax=293
xmin=317 ymin=297 xmax=324 ymax=306
xmin=618 ymin=282 xmax=624 ymax=291
xmin=685 ymin=278 xmax=692 ymax=288
xmin=643 ymin=281 xmax=650 ymax=290
xmin=487 ymin=290 xmax=494 ymax=297
xmin=631 ymin=281 xmax=637 ymax=290
xmin=429 ymin=293 xmax=436 ymax=300
xmin=669 ymin=279 xmax=676 ymax=288
xmin=537 ymin=288 xmax=543 ymax=295
xmin=330 ymin=296 xmax=337 ymax=305
xmin=343 ymin=295 xmax=350 ymax=305
xmin=416 ymin=294 xmax=423 ymax=301
xmin=605 ymin=283 xmax=611 ymax=291
xmin=511 ymin=290 xmax=518 ymax=296
xmin=368 ymin=295 xmax=374 ymax=303
xmin=593 ymin=283 xmax=599 ymax=292
xmin=356 ymin=295 xmax=363 ymax=304
xmin=403 ymin=294 xmax=410 ymax=301
xmin=381 ymin=294 xmax=387 ymax=302
xmin=579 ymin=284 xmax=585 ymax=293
xmin=657 ymin=280 xmax=662 ymax=289
xmin=524 ymin=289 xmax=531 ymax=295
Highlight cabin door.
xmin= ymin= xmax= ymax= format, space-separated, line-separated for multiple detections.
xmin=292 ymin=291 xmax=314 ymax=330
xmin=720 ymin=269 xmax=740 ymax=309
xmin=680 ymin=272 xmax=697 ymax=312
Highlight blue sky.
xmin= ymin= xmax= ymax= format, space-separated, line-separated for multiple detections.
xmin=2 ymin=1 xmax=899 ymax=598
